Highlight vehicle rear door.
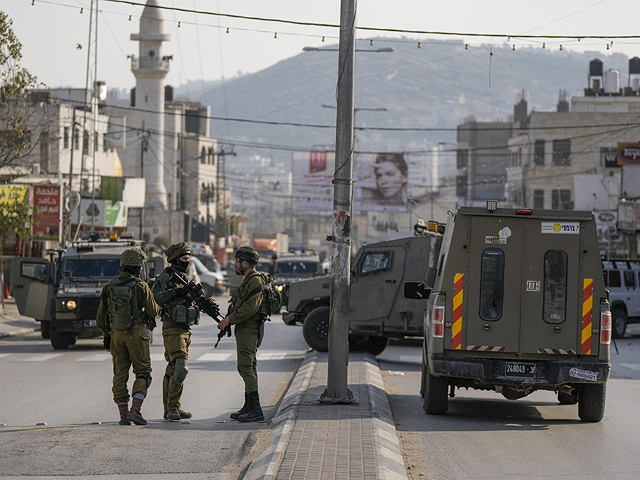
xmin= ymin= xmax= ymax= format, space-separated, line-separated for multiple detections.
xmin=10 ymin=257 xmax=53 ymax=320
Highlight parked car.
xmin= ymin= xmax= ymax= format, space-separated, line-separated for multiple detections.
xmin=602 ymin=259 xmax=640 ymax=338
xmin=191 ymin=256 xmax=227 ymax=296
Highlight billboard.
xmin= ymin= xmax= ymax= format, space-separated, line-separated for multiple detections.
xmin=71 ymin=199 xmax=127 ymax=228
xmin=33 ymin=185 xmax=62 ymax=241
xmin=292 ymin=151 xmax=409 ymax=212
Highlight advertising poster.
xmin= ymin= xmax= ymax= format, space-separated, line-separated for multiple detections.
xmin=354 ymin=152 xmax=408 ymax=212
xmin=291 ymin=151 xmax=335 ymax=211
xmin=0 ymin=185 xmax=30 ymax=207
xmin=72 ymin=199 xmax=127 ymax=228
xmin=33 ymin=185 xmax=62 ymax=240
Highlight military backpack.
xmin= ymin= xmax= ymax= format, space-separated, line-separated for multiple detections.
xmin=250 ymin=272 xmax=282 ymax=318
xmin=107 ymin=277 xmax=141 ymax=331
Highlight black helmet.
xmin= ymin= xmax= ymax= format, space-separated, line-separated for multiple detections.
xmin=166 ymin=242 xmax=191 ymax=263
xmin=235 ymin=246 xmax=259 ymax=265
xmin=120 ymin=247 xmax=147 ymax=266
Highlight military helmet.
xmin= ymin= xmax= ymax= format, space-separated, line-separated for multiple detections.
xmin=235 ymin=246 xmax=259 ymax=265
xmin=120 ymin=247 xmax=147 ymax=266
xmin=166 ymin=242 xmax=191 ymax=263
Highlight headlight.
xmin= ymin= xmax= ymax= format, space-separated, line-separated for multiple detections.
xmin=276 ymin=285 xmax=284 ymax=292
xmin=65 ymin=300 xmax=77 ymax=310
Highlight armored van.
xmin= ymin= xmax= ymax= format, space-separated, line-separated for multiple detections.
xmin=284 ymin=223 xmax=442 ymax=355
xmin=417 ymin=204 xmax=611 ymax=422
xmin=602 ymin=259 xmax=640 ymax=338
xmin=10 ymin=233 xmax=160 ymax=350
xmin=272 ymin=251 xmax=324 ymax=309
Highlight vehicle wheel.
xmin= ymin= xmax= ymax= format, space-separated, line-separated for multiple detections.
xmin=40 ymin=320 xmax=51 ymax=339
xmin=422 ymin=357 xmax=448 ymax=415
xmin=201 ymin=283 xmax=214 ymax=298
xmin=557 ymin=391 xmax=578 ymax=405
xmin=578 ymin=383 xmax=606 ymax=422
xmin=348 ymin=335 xmax=389 ymax=356
xmin=302 ymin=306 xmax=329 ymax=352
xmin=612 ymin=309 xmax=627 ymax=339
xmin=50 ymin=330 xmax=70 ymax=350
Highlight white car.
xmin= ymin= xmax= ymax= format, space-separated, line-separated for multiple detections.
xmin=191 ymin=256 xmax=227 ymax=297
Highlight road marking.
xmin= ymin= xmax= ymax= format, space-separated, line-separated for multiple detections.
xmin=77 ymin=354 xmax=112 ymax=362
xmin=257 ymin=353 xmax=287 ymax=360
xmin=197 ymin=353 xmax=232 ymax=361
xmin=25 ymin=354 xmax=62 ymax=362
xmin=0 ymin=354 xmax=10 ymax=359
xmin=399 ymin=355 xmax=421 ymax=364
xmin=619 ymin=363 xmax=640 ymax=371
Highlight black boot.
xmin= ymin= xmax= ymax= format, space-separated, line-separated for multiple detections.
xmin=230 ymin=392 xmax=250 ymax=420
xmin=237 ymin=391 xmax=264 ymax=423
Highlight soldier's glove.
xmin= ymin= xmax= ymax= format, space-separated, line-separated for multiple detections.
xmin=103 ymin=336 xmax=111 ymax=351
xmin=175 ymin=287 xmax=189 ymax=298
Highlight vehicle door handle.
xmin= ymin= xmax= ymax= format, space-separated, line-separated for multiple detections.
xmin=14 ymin=284 xmax=24 ymax=288
xmin=386 ymin=279 xmax=396 ymax=283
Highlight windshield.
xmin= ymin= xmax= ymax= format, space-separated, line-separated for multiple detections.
xmin=190 ymin=256 xmax=208 ymax=275
xmin=256 ymin=262 xmax=271 ymax=273
xmin=275 ymin=261 xmax=319 ymax=275
xmin=62 ymin=257 xmax=122 ymax=278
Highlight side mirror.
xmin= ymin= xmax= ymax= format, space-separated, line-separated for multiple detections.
xmin=404 ymin=282 xmax=431 ymax=300
xmin=424 ymin=267 xmax=437 ymax=288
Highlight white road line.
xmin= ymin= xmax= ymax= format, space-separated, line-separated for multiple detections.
xmin=197 ymin=353 xmax=232 ymax=361
xmin=619 ymin=363 xmax=640 ymax=371
xmin=0 ymin=354 xmax=10 ymax=359
xmin=25 ymin=354 xmax=62 ymax=362
xmin=399 ymin=355 xmax=422 ymax=364
xmin=257 ymin=353 xmax=287 ymax=360
xmin=77 ymin=354 xmax=112 ymax=362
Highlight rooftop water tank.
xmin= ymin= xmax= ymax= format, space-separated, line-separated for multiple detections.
xmin=604 ymin=69 xmax=620 ymax=94
xmin=589 ymin=59 xmax=604 ymax=76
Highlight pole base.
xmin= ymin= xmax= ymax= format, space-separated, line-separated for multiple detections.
xmin=317 ymin=388 xmax=357 ymax=404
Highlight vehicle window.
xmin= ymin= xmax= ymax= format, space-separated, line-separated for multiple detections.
xmin=21 ymin=262 xmax=48 ymax=282
xmin=359 ymin=251 xmax=391 ymax=275
xmin=63 ymin=258 xmax=121 ymax=277
xmin=543 ymin=250 xmax=568 ymax=324
xmin=275 ymin=261 xmax=319 ymax=275
xmin=255 ymin=262 xmax=271 ymax=273
xmin=479 ymin=249 xmax=504 ymax=321
xmin=190 ymin=256 xmax=207 ymax=274
xmin=624 ymin=270 xmax=636 ymax=288
xmin=604 ymin=270 xmax=621 ymax=288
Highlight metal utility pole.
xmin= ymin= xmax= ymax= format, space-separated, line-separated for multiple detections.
xmin=320 ymin=0 xmax=356 ymax=404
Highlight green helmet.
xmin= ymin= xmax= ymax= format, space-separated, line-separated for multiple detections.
xmin=120 ymin=247 xmax=147 ymax=266
xmin=166 ymin=242 xmax=191 ymax=263
xmin=235 ymin=246 xmax=259 ymax=265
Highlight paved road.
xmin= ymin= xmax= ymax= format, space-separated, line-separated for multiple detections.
xmin=378 ymin=327 xmax=640 ymax=480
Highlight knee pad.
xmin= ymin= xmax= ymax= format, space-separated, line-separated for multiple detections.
xmin=136 ymin=373 xmax=152 ymax=388
xmin=173 ymin=358 xmax=188 ymax=386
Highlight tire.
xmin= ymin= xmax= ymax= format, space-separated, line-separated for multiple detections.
xmin=422 ymin=356 xmax=448 ymax=415
xmin=40 ymin=320 xmax=51 ymax=339
xmin=612 ymin=309 xmax=627 ymax=339
xmin=302 ymin=306 xmax=330 ymax=352
xmin=50 ymin=330 xmax=70 ymax=350
xmin=201 ymin=283 xmax=214 ymax=298
xmin=348 ymin=335 xmax=389 ymax=356
xmin=578 ymin=383 xmax=606 ymax=422
xmin=557 ymin=391 xmax=578 ymax=405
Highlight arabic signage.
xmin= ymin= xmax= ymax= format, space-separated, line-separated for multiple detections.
xmin=33 ymin=185 xmax=62 ymax=240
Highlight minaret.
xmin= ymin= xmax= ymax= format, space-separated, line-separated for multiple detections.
xmin=131 ymin=0 xmax=169 ymax=211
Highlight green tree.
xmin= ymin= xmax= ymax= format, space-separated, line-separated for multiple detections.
xmin=0 ymin=10 xmax=45 ymax=170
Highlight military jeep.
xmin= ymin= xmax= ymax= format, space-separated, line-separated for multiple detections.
xmin=283 ymin=222 xmax=442 ymax=355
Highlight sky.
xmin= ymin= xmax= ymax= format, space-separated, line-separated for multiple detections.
xmin=4 ymin=0 xmax=640 ymax=94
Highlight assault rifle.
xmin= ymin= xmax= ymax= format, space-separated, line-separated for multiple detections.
xmin=172 ymin=274 xmax=230 ymax=347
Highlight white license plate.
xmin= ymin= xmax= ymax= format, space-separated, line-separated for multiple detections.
xmin=505 ymin=362 xmax=536 ymax=377
xmin=84 ymin=320 xmax=97 ymax=327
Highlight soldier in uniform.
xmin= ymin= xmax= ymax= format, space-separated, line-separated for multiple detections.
xmin=217 ymin=246 xmax=267 ymax=422
xmin=97 ymin=247 xmax=161 ymax=426
xmin=152 ymin=242 xmax=199 ymax=421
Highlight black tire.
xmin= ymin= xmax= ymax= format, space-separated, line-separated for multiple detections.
xmin=40 ymin=320 xmax=51 ymax=339
xmin=302 ymin=306 xmax=329 ymax=352
xmin=578 ymin=383 xmax=606 ymax=422
xmin=612 ymin=309 xmax=627 ymax=339
xmin=422 ymin=357 xmax=448 ymax=415
xmin=557 ymin=391 xmax=578 ymax=405
xmin=50 ymin=330 xmax=70 ymax=350
xmin=348 ymin=335 xmax=389 ymax=356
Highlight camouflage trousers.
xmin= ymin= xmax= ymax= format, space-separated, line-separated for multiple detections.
xmin=110 ymin=325 xmax=151 ymax=404
xmin=162 ymin=328 xmax=191 ymax=413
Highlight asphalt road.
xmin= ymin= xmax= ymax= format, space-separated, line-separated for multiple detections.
xmin=0 ymin=299 xmax=309 ymax=479
xmin=378 ymin=326 xmax=640 ymax=480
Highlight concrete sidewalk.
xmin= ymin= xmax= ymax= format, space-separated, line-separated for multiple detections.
xmin=0 ymin=298 xmax=40 ymax=338
xmin=245 ymin=351 xmax=408 ymax=480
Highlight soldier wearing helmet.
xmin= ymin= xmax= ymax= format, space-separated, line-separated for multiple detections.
xmin=151 ymin=241 xmax=200 ymax=421
xmin=217 ymin=246 xmax=267 ymax=422
xmin=97 ymin=247 xmax=161 ymax=426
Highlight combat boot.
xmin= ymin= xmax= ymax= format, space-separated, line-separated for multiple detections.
xmin=237 ymin=391 xmax=264 ymax=423
xmin=127 ymin=397 xmax=147 ymax=425
xmin=164 ymin=409 xmax=192 ymax=420
xmin=118 ymin=403 xmax=131 ymax=425
xmin=230 ymin=391 xmax=250 ymax=420
xmin=164 ymin=409 xmax=181 ymax=421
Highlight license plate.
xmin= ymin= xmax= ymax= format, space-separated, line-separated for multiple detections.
xmin=84 ymin=320 xmax=97 ymax=327
xmin=505 ymin=362 xmax=536 ymax=377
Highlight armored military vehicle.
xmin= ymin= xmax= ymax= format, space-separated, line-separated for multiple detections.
xmin=414 ymin=203 xmax=611 ymax=422
xmin=272 ymin=251 xmax=324 ymax=309
xmin=10 ymin=232 xmax=162 ymax=350
xmin=283 ymin=221 xmax=441 ymax=355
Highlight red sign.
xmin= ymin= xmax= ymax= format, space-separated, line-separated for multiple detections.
xmin=309 ymin=151 xmax=327 ymax=174
xmin=617 ymin=143 xmax=640 ymax=165
xmin=33 ymin=185 xmax=61 ymax=240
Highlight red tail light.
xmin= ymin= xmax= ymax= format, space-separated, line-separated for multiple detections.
xmin=516 ymin=209 xmax=532 ymax=215
xmin=432 ymin=305 xmax=445 ymax=338
xmin=600 ymin=311 xmax=611 ymax=345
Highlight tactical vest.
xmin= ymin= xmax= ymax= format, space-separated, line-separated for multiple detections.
xmin=107 ymin=277 xmax=143 ymax=331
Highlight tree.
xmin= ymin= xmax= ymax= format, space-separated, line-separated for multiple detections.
xmin=0 ymin=10 xmax=45 ymax=170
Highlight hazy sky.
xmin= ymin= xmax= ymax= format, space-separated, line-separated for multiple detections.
xmin=4 ymin=0 xmax=640 ymax=93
